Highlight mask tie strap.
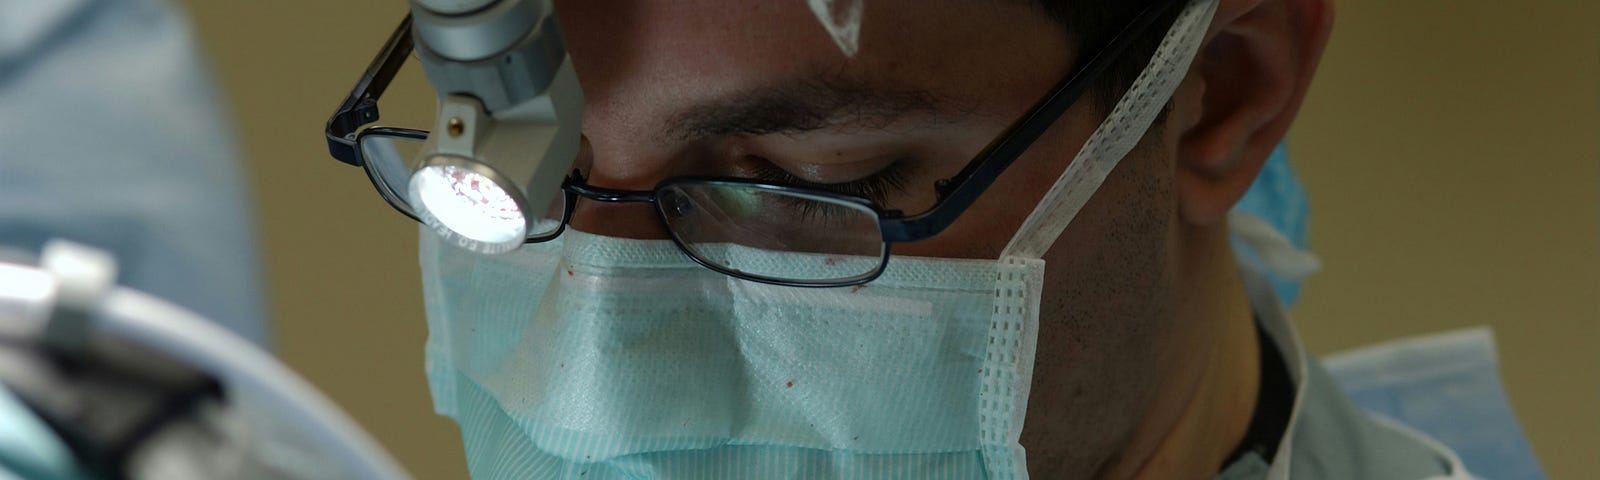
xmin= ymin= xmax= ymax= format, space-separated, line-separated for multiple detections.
xmin=1000 ymin=0 xmax=1220 ymax=260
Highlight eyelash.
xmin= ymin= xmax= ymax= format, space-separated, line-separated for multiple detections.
xmin=746 ymin=158 xmax=915 ymax=205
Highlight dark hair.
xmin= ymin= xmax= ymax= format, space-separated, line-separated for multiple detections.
xmin=1029 ymin=1 xmax=1187 ymax=111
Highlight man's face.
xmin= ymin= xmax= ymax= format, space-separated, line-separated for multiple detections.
xmin=557 ymin=0 xmax=1185 ymax=475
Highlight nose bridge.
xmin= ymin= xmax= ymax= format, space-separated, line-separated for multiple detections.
xmin=566 ymin=183 xmax=672 ymax=240
xmin=570 ymin=127 xmax=683 ymax=240
xmin=569 ymin=198 xmax=671 ymax=240
xmin=566 ymin=146 xmax=675 ymax=238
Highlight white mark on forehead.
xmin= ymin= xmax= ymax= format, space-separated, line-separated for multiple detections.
xmin=808 ymin=0 xmax=864 ymax=57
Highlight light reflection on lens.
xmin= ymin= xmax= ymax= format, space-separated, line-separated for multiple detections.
xmin=659 ymin=183 xmax=885 ymax=284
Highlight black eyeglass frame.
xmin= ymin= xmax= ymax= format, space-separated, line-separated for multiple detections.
xmin=327 ymin=0 xmax=1185 ymax=286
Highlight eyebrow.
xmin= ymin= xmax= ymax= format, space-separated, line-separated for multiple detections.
xmin=661 ymin=75 xmax=961 ymax=143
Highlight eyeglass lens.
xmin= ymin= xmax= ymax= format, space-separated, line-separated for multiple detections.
xmin=360 ymin=133 xmax=884 ymax=283
xmin=657 ymin=183 xmax=885 ymax=283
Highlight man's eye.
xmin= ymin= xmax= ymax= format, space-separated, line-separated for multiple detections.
xmin=746 ymin=159 xmax=914 ymax=205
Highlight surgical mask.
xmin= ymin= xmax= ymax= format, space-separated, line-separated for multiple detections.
xmin=419 ymin=1 xmax=1218 ymax=478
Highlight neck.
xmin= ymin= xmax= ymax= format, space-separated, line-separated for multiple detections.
xmin=1099 ymin=222 xmax=1262 ymax=480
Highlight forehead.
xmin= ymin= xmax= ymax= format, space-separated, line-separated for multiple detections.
xmin=555 ymin=0 xmax=1076 ymax=128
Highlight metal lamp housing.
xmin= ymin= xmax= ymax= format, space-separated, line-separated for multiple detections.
xmin=406 ymin=0 xmax=583 ymax=254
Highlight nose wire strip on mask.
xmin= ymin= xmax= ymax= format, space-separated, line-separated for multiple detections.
xmin=1000 ymin=0 xmax=1220 ymax=260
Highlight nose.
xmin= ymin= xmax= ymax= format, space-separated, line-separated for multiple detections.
xmin=568 ymin=199 xmax=671 ymax=240
xmin=565 ymin=136 xmax=675 ymax=240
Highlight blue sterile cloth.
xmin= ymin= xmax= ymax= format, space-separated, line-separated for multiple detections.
xmin=1324 ymin=328 xmax=1546 ymax=480
xmin=0 ymin=0 xmax=268 ymax=344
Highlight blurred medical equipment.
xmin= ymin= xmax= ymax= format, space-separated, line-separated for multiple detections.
xmin=1 ymin=1 xmax=404 ymax=475
xmin=0 ymin=241 xmax=409 ymax=480
xmin=0 ymin=0 xmax=268 ymax=345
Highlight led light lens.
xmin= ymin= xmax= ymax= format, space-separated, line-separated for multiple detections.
xmin=410 ymin=163 xmax=528 ymax=247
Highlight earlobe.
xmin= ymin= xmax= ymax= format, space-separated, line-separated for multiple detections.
xmin=1175 ymin=0 xmax=1333 ymax=227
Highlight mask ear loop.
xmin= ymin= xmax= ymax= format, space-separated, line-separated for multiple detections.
xmin=1000 ymin=0 xmax=1220 ymax=260
xmin=808 ymin=0 xmax=864 ymax=57
xmin=1229 ymin=210 xmax=1323 ymax=281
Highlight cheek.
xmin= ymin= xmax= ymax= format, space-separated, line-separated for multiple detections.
xmin=1037 ymin=141 xmax=1178 ymax=370
xmin=1018 ymin=136 xmax=1181 ymax=471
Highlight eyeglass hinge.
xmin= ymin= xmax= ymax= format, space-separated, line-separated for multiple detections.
xmin=933 ymin=178 xmax=955 ymax=203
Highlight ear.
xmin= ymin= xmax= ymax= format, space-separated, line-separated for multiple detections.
xmin=1174 ymin=0 xmax=1334 ymax=226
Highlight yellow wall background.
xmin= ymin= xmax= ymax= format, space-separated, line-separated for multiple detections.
xmin=176 ymin=0 xmax=1598 ymax=478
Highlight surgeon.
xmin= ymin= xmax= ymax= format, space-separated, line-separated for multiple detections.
xmin=339 ymin=0 xmax=1474 ymax=478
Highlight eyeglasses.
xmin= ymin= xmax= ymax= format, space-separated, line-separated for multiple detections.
xmin=326 ymin=0 xmax=1182 ymax=287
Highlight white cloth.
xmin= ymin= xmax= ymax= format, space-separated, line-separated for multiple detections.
xmin=1235 ymin=264 xmax=1470 ymax=480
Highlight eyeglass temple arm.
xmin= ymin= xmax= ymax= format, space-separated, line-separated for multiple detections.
xmin=878 ymin=0 xmax=1183 ymax=243
xmin=326 ymin=15 xmax=415 ymax=166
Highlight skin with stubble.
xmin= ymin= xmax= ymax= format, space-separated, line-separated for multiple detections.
xmin=552 ymin=0 xmax=1333 ymax=478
